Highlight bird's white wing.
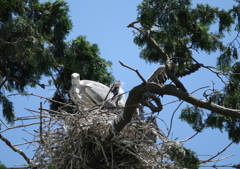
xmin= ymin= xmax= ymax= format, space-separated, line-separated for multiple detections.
xmin=70 ymin=85 xmax=96 ymax=108
xmin=84 ymin=81 xmax=115 ymax=108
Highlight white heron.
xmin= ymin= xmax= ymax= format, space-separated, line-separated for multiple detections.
xmin=70 ymin=73 xmax=125 ymax=109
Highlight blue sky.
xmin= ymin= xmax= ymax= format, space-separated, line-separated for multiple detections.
xmin=0 ymin=0 xmax=239 ymax=168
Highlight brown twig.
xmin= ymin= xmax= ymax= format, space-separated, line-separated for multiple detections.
xmin=201 ymin=141 xmax=234 ymax=163
xmin=40 ymin=102 xmax=44 ymax=144
xmin=167 ymin=86 xmax=210 ymax=137
xmin=8 ymin=93 xmax=76 ymax=108
xmin=201 ymin=164 xmax=240 ymax=168
xmin=0 ymin=121 xmax=45 ymax=134
xmin=0 ymin=133 xmax=31 ymax=164
xmin=119 ymin=61 xmax=147 ymax=84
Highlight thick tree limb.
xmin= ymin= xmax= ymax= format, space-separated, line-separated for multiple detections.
xmin=107 ymin=83 xmax=240 ymax=138
xmin=140 ymin=93 xmax=163 ymax=112
xmin=137 ymin=83 xmax=240 ymax=118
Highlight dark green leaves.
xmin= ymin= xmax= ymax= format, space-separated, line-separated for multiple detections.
xmin=206 ymin=112 xmax=240 ymax=143
xmin=135 ymin=0 xmax=240 ymax=144
xmin=180 ymin=89 xmax=240 ymax=143
xmin=0 ymin=92 xmax=15 ymax=124
xmin=48 ymin=36 xmax=114 ymax=111
xmin=135 ymin=0 xmax=239 ymax=69
xmin=179 ymin=105 xmax=205 ymax=132
xmin=218 ymin=9 xmax=235 ymax=33
xmin=0 ymin=161 xmax=7 ymax=169
xmin=0 ymin=0 xmax=113 ymax=122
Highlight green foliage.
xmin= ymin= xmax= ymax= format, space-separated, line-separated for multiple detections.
xmin=208 ymin=62 xmax=240 ymax=143
xmin=0 ymin=161 xmax=6 ymax=169
xmin=180 ymin=98 xmax=240 ymax=143
xmin=48 ymin=163 xmax=55 ymax=169
xmin=135 ymin=0 xmax=239 ymax=72
xmin=0 ymin=0 xmax=113 ymax=122
xmin=0 ymin=0 xmax=71 ymax=122
xmin=205 ymin=112 xmax=240 ymax=143
xmin=206 ymin=62 xmax=240 ymax=143
xmin=164 ymin=140 xmax=200 ymax=169
xmin=0 ymin=92 xmax=15 ymax=124
xmin=49 ymin=36 xmax=114 ymax=111
xmin=135 ymin=0 xmax=240 ymax=144
xmin=179 ymin=105 xmax=205 ymax=132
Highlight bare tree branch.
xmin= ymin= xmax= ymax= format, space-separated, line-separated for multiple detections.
xmin=119 ymin=61 xmax=147 ymax=84
xmin=8 ymin=93 xmax=76 ymax=108
xmin=0 ymin=133 xmax=31 ymax=164
xmin=202 ymin=141 xmax=234 ymax=163
xmin=0 ymin=71 xmax=48 ymax=89
xmin=168 ymin=86 xmax=210 ymax=137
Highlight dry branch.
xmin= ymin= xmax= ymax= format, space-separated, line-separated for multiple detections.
xmin=119 ymin=60 xmax=147 ymax=84
xmin=202 ymin=141 xmax=234 ymax=163
xmin=0 ymin=133 xmax=31 ymax=164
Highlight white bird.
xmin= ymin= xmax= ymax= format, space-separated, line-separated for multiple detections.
xmin=70 ymin=73 xmax=125 ymax=109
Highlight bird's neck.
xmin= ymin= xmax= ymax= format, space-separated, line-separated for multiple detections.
xmin=72 ymin=79 xmax=81 ymax=86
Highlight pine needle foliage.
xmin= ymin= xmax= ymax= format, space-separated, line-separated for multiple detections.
xmin=134 ymin=0 xmax=240 ymax=144
xmin=0 ymin=0 xmax=114 ymax=123
xmin=135 ymin=0 xmax=238 ymax=71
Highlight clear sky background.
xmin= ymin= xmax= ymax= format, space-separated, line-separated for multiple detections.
xmin=0 ymin=0 xmax=239 ymax=168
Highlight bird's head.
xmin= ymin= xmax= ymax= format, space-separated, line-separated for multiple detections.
xmin=71 ymin=73 xmax=80 ymax=85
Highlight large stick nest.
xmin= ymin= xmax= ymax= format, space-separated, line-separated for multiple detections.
xmin=30 ymin=104 xmax=172 ymax=169
xmin=3 ymin=95 xmax=199 ymax=169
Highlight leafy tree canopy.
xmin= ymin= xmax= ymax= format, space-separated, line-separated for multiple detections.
xmin=133 ymin=0 xmax=240 ymax=143
xmin=0 ymin=0 xmax=114 ymax=123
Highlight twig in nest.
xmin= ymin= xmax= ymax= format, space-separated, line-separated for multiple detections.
xmin=8 ymin=93 xmax=76 ymax=108
xmin=0 ymin=121 xmax=44 ymax=134
xmin=40 ymin=102 xmax=44 ymax=144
